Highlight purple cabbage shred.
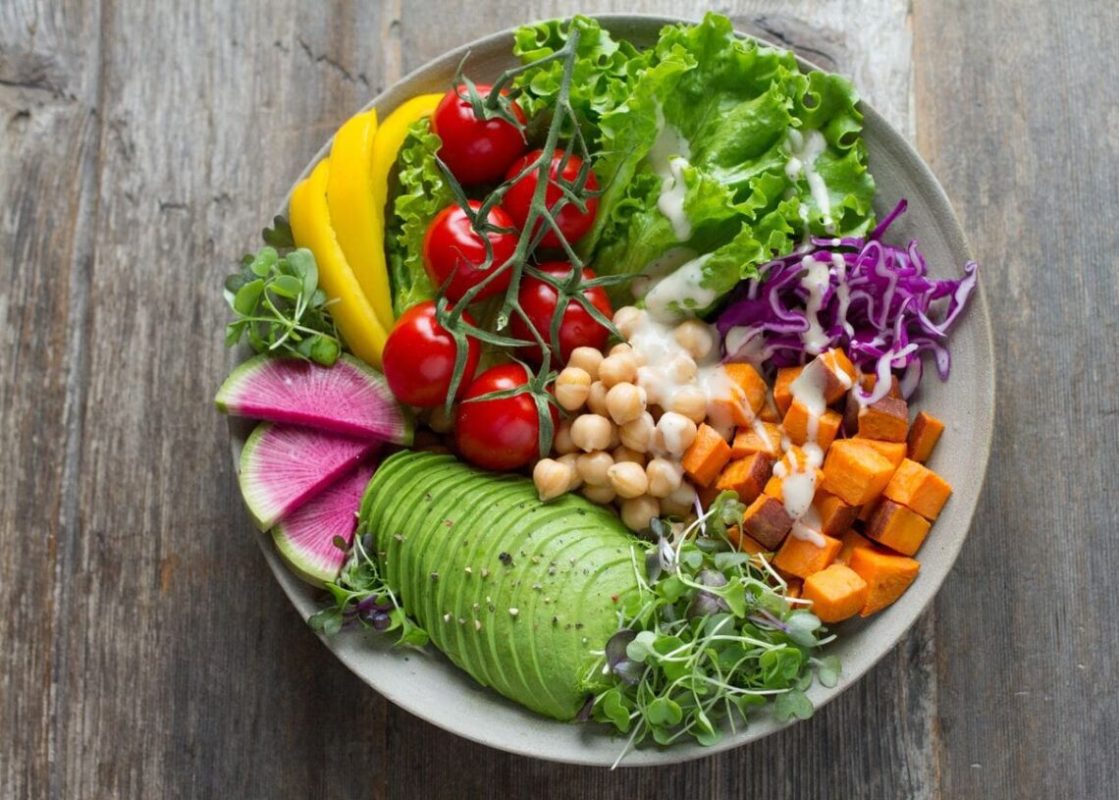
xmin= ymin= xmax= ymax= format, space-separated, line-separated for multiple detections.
xmin=716 ymin=200 xmax=979 ymax=404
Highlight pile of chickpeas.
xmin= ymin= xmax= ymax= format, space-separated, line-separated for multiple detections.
xmin=532 ymin=306 xmax=723 ymax=532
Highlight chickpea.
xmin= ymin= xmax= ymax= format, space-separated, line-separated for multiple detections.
xmin=669 ymin=385 xmax=708 ymax=424
xmin=634 ymin=365 xmax=663 ymax=406
xmin=427 ymin=404 xmax=454 ymax=434
xmin=581 ymin=483 xmax=617 ymax=505
xmin=533 ymin=459 xmax=574 ymax=502
xmin=620 ymin=495 xmax=661 ymax=532
xmin=553 ymin=419 xmax=576 ymax=455
xmin=554 ymin=366 xmax=591 ymax=411
xmin=609 ymin=342 xmax=633 ymax=357
xmin=620 ymin=412 xmax=656 ymax=453
xmin=666 ymin=353 xmax=698 ymax=383
xmin=661 ymin=481 xmax=698 ymax=516
xmin=586 ymin=381 xmax=610 ymax=416
xmin=598 ymin=352 xmax=638 ymax=388
xmin=646 ymin=457 xmax=684 ymax=498
xmin=606 ymin=422 xmax=621 ymax=450
xmin=655 ymin=412 xmax=699 ymax=457
xmin=613 ymin=306 xmax=646 ymax=339
xmin=674 ymin=319 xmax=716 ymax=361
xmin=568 ymin=346 xmax=603 ymax=380
xmin=608 ymin=462 xmax=649 ymax=499
xmin=612 ymin=445 xmax=645 ymax=466
xmin=605 ymin=382 xmax=647 ymax=426
xmin=570 ymin=413 xmax=615 ymax=452
xmin=557 ymin=453 xmax=583 ymax=490
xmin=576 ymin=450 xmax=615 ymax=486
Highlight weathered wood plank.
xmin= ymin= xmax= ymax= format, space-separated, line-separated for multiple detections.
xmin=914 ymin=1 xmax=1119 ymax=798
xmin=0 ymin=1 xmax=103 ymax=797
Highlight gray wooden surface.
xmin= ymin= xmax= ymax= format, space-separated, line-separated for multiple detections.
xmin=2 ymin=0 xmax=1116 ymax=797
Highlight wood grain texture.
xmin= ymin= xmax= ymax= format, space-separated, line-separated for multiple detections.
xmin=2 ymin=0 xmax=1115 ymax=797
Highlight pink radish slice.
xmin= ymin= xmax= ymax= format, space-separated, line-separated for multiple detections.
xmin=272 ymin=461 xmax=374 ymax=586
xmin=216 ymin=354 xmax=412 ymax=444
xmin=238 ymin=422 xmax=378 ymax=530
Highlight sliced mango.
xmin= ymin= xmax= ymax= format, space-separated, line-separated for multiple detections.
xmin=326 ymin=109 xmax=395 ymax=331
xmin=290 ymin=160 xmax=388 ymax=368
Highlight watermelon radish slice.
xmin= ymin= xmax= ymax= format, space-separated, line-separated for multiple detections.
xmin=272 ymin=461 xmax=374 ymax=586
xmin=238 ymin=422 xmax=378 ymax=530
xmin=216 ymin=354 xmax=412 ymax=444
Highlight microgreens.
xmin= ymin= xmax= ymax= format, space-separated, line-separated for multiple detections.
xmin=590 ymin=492 xmax=838 ymax=762
xmin=309 ymin=532 xmax=429 ymax=648
xmin=223 ymin=223 xmax=341 ymax=366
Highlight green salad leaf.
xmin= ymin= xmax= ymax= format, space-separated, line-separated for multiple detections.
xmin=385 ymin=118 xmax=453 ymax=316
xmin=579 ymin=12 xmax=876 ymax=316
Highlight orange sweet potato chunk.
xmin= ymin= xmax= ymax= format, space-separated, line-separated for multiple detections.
xmin=821 ymin=440 xmax=896 ymax=506
xmin=814 ymin=490 xmax=860 ymax=536
xmin=773 ymin=532 xmax=842 ymax=579
xmin=730 ymin=422 xmax=782 ymax=458
xmin=907 ymin=411 xmax=945 ymax=463
xmin=723 ymin=363 xmax=768 ymax=414
xmin=802 ymin=564 xmax=868 ymax=622
xmin=883 ymin=458 xmax=953 ymax=520
xmin=758 ymin=394 xmax=782 ymax=423
xmin=682 ymin=424 xmax=732 ymax=487
xmin=856 ymin=439 xmax=907 ymax=469
xmin=856 ymin=395 xmax=910 ymax=442
xmin=726 ymin=526 xmax=770 ymax=555
xmin=836 ymin=529 xmax=875 ymax=565
xmin=847 ymin=547 xmax=920 ymax=616
xmin=866 ymin=499 xmax=931 ymax=556
xmin=782 ymin=401 xmax=842 ymax=449
xmin=818 ymin=348 xmax=858 ymax=404
xmin=715 ymin=452 xmax=775 ymax=503
xmin=742 ymin=495 xmax=794 ymax=549
xmin=773 ymin=366 xmax=803 ymax=416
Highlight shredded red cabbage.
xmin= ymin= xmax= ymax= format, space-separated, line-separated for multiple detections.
xmin=716 ymin=200 xmax=978 ymax=404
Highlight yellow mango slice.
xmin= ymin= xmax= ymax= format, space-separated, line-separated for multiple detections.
xmin=290 ymin=160 xmax=388 ymax=368
xmin=370 ymin=93 xmax=443 ymax=223
xmin=326 ymin=109 xmax=396 ymax=331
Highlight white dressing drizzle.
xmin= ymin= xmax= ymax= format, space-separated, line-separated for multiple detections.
xmin=781 ymin=360 xmax=830 ymax=543
xmin=649 ymin=109 xmax=693 ymax=241
xmin=642 ymin=254 xmax=716 ymax=323
xmin=785 ymin=128 xmax=834 ymax=233
xmin=799 ymin=256 xmax=832 ymax=355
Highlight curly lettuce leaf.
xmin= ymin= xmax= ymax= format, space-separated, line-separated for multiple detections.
xmin=585 ymin=12 xmax=875 ymax=317
xmin=385 ymin=118 xmax=451 ymax=315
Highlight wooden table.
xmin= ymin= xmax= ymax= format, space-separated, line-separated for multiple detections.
xmin=3 ymin=1 xmax=1116 ymax=797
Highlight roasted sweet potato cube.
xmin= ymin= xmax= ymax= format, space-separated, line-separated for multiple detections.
xmin=837 ymin=528 xmax=875 ymax=565
xmin=785 ymin=579 xmax=803 ymax=602
xmin=802 ymin=564 xmax=868 ymax=622
xmin=814 ymin=490 xmax=860 ymax=536
xmin=773 ymin=531 xmax=843 ymax=579
xmin=883 ymin=458 xmax=953 ymax=520
xmin=715 ymin=452 xmax=775 ymax=503
xmin=856 ymin=395 xmax=909 ymax=442
xmin=726 ymin=526 xmax=769 ymax=555
xmin=821 ymin=440 xmax=896 ymax=506
xmin=765 ymin=448 xmax=824 ymax=502
xmin=783 ymin=400 xmax=842 ymax=449
xmin=818 ymin=348 xmax=858 ymax=403
xmin=847 ymin=547 xmax=920 ymax=616
xmin=857 ymin=497 xmax=880 ymax=523
xmin=758 ymin=394 xmax=782 ymax=423
xmin=773 ymin=366 xmax=803 ymax=416
xmin=866 ymin=499 xmax=931 ymax=556
xmin=741 ymin=495 xmax=794 ymax=549
xmin=845 ymin=374 xmax=903 ymax=435
xmin=857 ymin=372 xmax=902 ymax=398
xmin=907 ymin=411 xmax=945 ymax=463
xmin=723 ymin=362 xmax=768 ymax=414
xmin=682 ymin=424 xmax=732 ymax=487
xmin=730 ymin=422 xmax=782 ymax=458
xmin=856 ymin=439 xmax=907 ymax=469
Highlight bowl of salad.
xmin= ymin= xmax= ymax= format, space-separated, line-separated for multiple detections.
xmin=216 ymin=13 xmax=994 ymax=766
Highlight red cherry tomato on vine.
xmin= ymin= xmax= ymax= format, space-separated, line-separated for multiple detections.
xmin=382 ymin=301 xmax=481 ymax=408
xmin=423 ymin=200 xmax=518 ymax=303
xmin=432 ymin=83 xmax=527 ymax=186
xmin=509 ymin=262 xmax=614 ymax=365
xmin=454 ymin=363 xmax=556 ymax=471
xmin=503 ymin=150 xmax=600 ymax=248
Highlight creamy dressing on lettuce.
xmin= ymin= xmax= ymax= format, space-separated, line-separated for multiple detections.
xmin=785 ymin=129 xmax=834 ymax=233
xmin=649 ymin=110 xmax=693 ymax=241
xmin=642 ymin=253 xmax=716 ymax=322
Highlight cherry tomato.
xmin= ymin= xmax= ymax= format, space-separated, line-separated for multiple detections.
xmin=509 ymin=262 xmax=614 ymax=365
xmin=455 ymin=364 xmax=556 ymax=471
xmin=503 ymin=150 xmax=600 ymax=248
xmin=432 ymin=83 xmax=527 ymax=186
xmin=382 ymin=301 xmax=480 ymax=408
xmin=423 ymin=200 xmax=518 ymax=303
